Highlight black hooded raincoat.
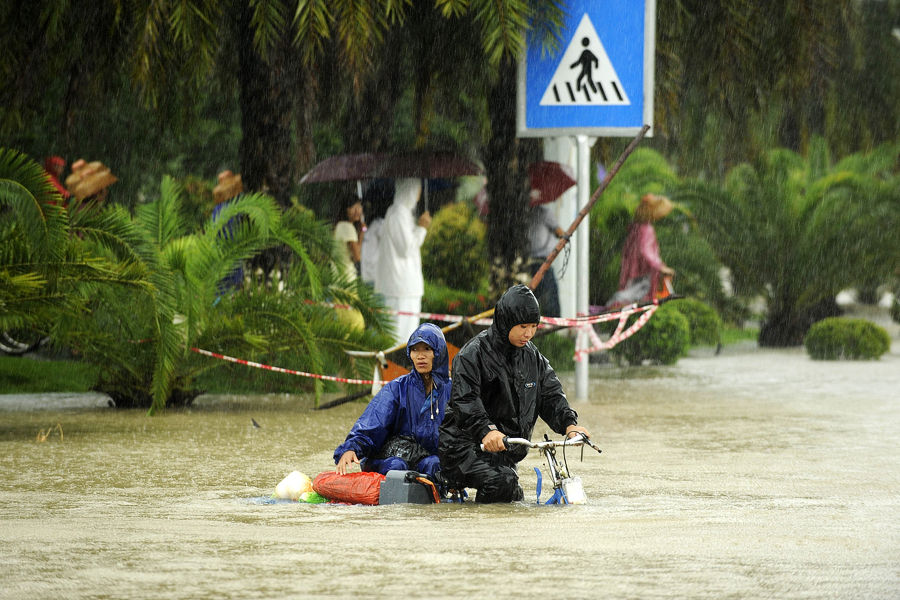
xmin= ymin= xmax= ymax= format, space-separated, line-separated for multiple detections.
xmin=439 ymin=285 xmax=578 ymax=496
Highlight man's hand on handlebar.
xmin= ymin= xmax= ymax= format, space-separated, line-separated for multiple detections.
xmin=565 ymin=424 xmax=591 ymax=439
xmin=481 ymin=430 xmax=507 ymax=452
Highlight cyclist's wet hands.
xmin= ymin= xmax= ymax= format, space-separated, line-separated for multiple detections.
xmin=481 ymin=430 xmax=506 ymax=452
xmin=565 ymin=424 xmax=591 ymax=439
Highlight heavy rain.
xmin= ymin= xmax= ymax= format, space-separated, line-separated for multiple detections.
xmin=2 ymin=1 xmax=899 ymax=599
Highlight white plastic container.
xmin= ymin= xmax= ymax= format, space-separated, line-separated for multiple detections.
xmin=561 ymin=476 xmax=586 ymax=504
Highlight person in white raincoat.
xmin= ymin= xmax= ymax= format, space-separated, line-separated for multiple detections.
xmin=375 ymin=178 xmax=432 ymax=345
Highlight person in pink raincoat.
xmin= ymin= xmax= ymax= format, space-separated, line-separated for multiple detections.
xmin=606 ymin=193 xmax=675 ymax=308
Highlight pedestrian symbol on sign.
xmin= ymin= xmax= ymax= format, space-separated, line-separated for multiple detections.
xmin=539 ymin=14 xmax=630 ymax=107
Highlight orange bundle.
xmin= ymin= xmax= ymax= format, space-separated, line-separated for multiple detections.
xmin=312 ymin=471 xmax=385 ymax=505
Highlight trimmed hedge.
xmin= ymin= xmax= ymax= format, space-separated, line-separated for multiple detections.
xmin=610 ymin=303 xmax=690 ymax=365
xmin=673 ymin=298 xmax=722 ymax=346
xmin=421 ymin=201 xmax=488 ymax=290
xmin=804 ymin=317 xmax=891 ymax=360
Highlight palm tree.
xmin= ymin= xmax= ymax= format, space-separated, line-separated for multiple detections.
xmin=51 ymin=176 xmax=393 ymax=412
xmin=677 ymin=138 xmax=900 ymax=346
xmin=0 ymin=148 xmax=152 ymax=346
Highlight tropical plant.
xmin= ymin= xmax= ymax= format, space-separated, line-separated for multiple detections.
xmin=51 ymin=176 xmax=393 ymax=412
xmin=0 ymin=148 xmax=151 ymax=340
xmin=677 ymin=138 xmax=900 ymax=346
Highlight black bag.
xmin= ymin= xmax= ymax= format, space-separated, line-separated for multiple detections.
xmin=376 ymin=435 xmax=429 ymax=467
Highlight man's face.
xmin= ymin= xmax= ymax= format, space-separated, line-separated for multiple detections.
xmin=409 ymin=342 xmax=434 ymax=374
xmin=507 ymin=323 xmax=538 ymax=347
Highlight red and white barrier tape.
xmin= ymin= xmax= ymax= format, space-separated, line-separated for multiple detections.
xmin=192 ymin=301 xmax=660 ymax=382
xmin=307 ymin=299 xmax=493 ymax=326
xmin=316 ymin=299 xmax=652 ymax=329
xmin=190 ymin=347 xmax=375 ymax=385
xmin=573 ymin=304 xmax=658 ymax=361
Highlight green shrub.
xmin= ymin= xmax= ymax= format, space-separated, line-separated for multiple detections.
xmin=610 ymin=303 xmax=690 ymax=365
xmin=804 ymin=317 xmax=891 ymax=360
xmin=532 ymin=332 xmax=575 ymax=372
xmin=422 ymin=280 xmax=492 ymax=317
xmin=673 ymin=298 xmax=722 ymax=346
xmin=422 ymin=201 xmax=488 ymax=290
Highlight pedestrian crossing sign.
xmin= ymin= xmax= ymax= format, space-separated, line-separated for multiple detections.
xmin=518 ymin=0 xmax=655 ymax=137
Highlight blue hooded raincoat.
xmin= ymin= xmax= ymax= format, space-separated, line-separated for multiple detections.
xmin=333 ymin=323 xmax=450 ymax=478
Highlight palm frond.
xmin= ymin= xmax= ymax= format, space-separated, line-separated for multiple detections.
xmin=0 ymin=148 xmax=69 ymax=264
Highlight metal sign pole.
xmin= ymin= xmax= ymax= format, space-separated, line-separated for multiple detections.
xmin=575 ymin=135 xmax=592 ymax=401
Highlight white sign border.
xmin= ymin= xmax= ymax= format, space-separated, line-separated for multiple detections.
xmin=517 ymin=0 xmax=656 ymax=138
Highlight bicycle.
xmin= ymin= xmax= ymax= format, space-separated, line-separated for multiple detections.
xmin=491 ymin=433 xmax=602 ymax=505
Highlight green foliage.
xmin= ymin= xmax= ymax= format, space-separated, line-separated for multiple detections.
xmin=679 ymin=138 xmax=900 ymax=346
xmin=422 ymin=280 xmax=492 ymax=317
xmin=532 ymin=332 xmax=575 ymax=373
xmin=720 ymin=325 xmax=759 ymax=346
xmin=49 ymin=176 xmax=393 ymax=412
xmin=672 ymin=298 xmax=722 ymax=346
xmin=610 ymin=303 xmax=690 ymax=366
xmin=421 ymin=201 xmax=488 ymax=291
xmin=0 ymin=148 xmax=152 ymax=338
xmin=804 ymin=317 xmax=891 ymax=360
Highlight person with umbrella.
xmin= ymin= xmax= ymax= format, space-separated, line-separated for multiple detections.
xmin=526 ymin=161 xmax=575 ymax=318
xmin=375 ymin=178 xmax=431 ymax=345
xmin=359 ymin=179 xmax=395 ymax=287
xmin=527 ymin=204 xmax=566 ymax=318
xmin=333 ymin=191 xmax=366 ymax=281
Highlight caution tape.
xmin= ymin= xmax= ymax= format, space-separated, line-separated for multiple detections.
xmin=314 ymin=299 xmax=652 ymax=329
xmin=192 ymin=301 xmax=662 ymax=383
xmin=190 ymin=347 xmax=375 ymax=385
xmin=311 ymin=300 xmax=494 ymax=326
xmin=573 ymin=304 xmax=658 ymax=361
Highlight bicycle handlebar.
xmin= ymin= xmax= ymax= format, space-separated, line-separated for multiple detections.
xmin=480 ymin=433 xmax=602 ymax=454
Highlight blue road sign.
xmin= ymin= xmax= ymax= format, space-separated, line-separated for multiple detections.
xmin=517 ymin=0 xmax=655 ymax=137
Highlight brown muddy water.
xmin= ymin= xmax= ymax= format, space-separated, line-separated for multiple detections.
xmin=1 ymin=343 xmax=898 ymax=599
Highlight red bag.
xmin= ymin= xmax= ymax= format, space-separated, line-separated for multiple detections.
xmin=312 ymin=471 xmax=385 ymax=505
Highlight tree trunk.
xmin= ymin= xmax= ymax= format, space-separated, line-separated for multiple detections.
xmin=484 ymin=55 xmax=541 ymax=299
xmin=341 ymin=32 xmax=406 ymax=153
xmin=759 ymin=297 xmax=842 ymax=346
xmin=236 ymin=3 xmax=297 ymax=211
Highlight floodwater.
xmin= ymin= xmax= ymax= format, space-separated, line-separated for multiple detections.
xmin=1 ymin=343 xmax=898 ymax=599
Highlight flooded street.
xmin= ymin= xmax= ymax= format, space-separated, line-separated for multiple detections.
xmin=1 ymin=344 xmax=898 ymax=599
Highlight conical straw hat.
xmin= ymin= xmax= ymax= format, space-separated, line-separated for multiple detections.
xmin=65 ymin=159 xmax=117 ymax=200
xmin=73 ymin=169 xmax=117 ymax=200
xmin=213 ymin=170 xmax=243 ymax=203
xmin=634 ymin=193 xmax=673 ymax=222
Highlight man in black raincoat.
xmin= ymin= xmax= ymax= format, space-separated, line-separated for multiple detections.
xmin=439 ymin=284 xmax=591 ymax=502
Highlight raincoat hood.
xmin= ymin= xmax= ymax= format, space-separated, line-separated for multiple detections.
xmin=374 ymin=176 xmax=427 ymax=300
xmin=393 ymin=178 xmax=422 ymax=212
xmin=491 ymin=284 xmax=541 ymax=342
xmin=406 ymin=322 xmax=449 ymax=380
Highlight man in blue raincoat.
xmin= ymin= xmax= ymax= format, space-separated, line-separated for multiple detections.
xmin=334 ymin=323 xmax=450 ymax=480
